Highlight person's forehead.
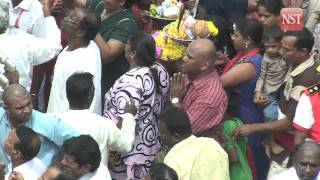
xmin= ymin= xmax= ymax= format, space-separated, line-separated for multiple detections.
xmin=281 ymin=36 xmax=297 ymax=46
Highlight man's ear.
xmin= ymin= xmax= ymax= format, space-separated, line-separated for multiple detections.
xmin=200 ymin=60 xmax=210 ymax=71
xmin=81 ymin=164 xmax=92 ymax=173
xmin=13 ymin=150 xmax=22 ymax=160
xmin=172 ymin=132 xmax=181 ymax=143
xmin=77 ymin=29 xmax=86 ymax=38
xmin=299 ymin=48 xmax=309 ymax=56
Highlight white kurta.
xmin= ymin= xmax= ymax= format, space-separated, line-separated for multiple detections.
xmin=5 ymin=0 xmax=46 ymax=38
xmin=47 ymin=41 xmax=102 ymax=114
xmin=79 ymin=163 xmax=111 ymax=180
xmin=5 ymin=157 xmax=46 ymax=180
xmin=53 ymin=109 xmax=136 ymax=166
xmin=0 ymin=17 xmax=62 ymax=90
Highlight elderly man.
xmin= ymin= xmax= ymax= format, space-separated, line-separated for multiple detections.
xmin=47 ymin=6 xmax=102 ymax=115
xmin=272 ymin=140 xmax=320 ymax=180
xmin=170 ymin=39 xmax=227 ymax=140
xmin=0 ymin=0 xmax=61 ymax=91
xmin=0 ymin=84 xmax=80 ymax=171
xmin=159 ymin=106 xmax=229 ymax=180
xmin=4 ymin=126 xmax=46 ymax=179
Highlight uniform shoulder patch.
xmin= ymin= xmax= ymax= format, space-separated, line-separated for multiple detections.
xmin=305 ymin=83 xmax=320 ymax=96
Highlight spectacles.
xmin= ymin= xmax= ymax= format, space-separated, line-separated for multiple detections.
xmin=67 ymin=14 xmax=80 ymax=26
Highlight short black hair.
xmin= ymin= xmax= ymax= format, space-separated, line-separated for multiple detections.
xmin=234 ymin=18 xmax=263 ymax=46
xmin=258 ymin=0 xmax=284 ymax=15
xmin=66 ymin=72 xmax=94 ymax=108
xmin=52 ymin=164 xmax=77 ymax=180
xmin=62 ymin=135 xmax=101 ymax=172
xmin=14 ymin=126 xmax=41 ymax=161
xmin=149 ymin=163 xmax=178 ymax=180
xmin=158 ymin=106 xmax=192 ymax=136
xmin=262 ymin=25 xmax=283 ymax=42
xmin=283 ymin=27 xmax=314 ymax=53
xmin=78 ymin=7 xmax=101 ymax=43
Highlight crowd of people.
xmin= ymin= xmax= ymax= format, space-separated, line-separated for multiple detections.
xmin=0 ymin=0 xmax=320 ymax=179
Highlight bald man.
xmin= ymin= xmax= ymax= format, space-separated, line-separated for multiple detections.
xmin=0 ymin=84 xmax=80 ymax=172
xmin=170 ymin=39 xmax=227 ymax=140
xmin=272 ymin=140 xmax=320 ymax=180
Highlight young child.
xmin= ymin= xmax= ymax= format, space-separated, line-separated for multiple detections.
xmin=254 ymin=25 xmax=290 ymax=123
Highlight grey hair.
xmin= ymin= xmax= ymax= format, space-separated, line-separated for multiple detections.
xmin=0 ymin=0 xmax=9 ymax=34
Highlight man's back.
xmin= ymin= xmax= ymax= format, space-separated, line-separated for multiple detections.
xmin=164 ymin=135 xmax=229 ymax=180
xmin=55 ymin=109 xmax=135 ymax=165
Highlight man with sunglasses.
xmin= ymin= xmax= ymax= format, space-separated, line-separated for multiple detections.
xmin=47 ymin=7 xmax=102 ymax=115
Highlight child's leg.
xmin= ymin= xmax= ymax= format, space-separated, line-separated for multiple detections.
xmin=263 ymin=91 xmax=279 ymax=122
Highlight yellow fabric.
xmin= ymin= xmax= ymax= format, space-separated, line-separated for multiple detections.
xmin=164 ymin=135 xmax=230 ymax=180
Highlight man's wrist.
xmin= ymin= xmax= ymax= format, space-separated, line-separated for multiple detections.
xmin=170 ymin=97 xmax=180 ymax=104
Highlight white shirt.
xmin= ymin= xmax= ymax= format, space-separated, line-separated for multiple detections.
xmin=79 ymin=163 xmax=111 ymax=180
xmin=5 ymin=157 xmax=46 ymax=180
xmin=47 ymin=41 xmax=102 ymax=114
xmin=5 ymin=0 xmax=46 ymax=38
xmin=293 ymin=93 xmax=314 ymax=130
xmin=54 ymin=109 xmax=136 ymax=166
xmin=0 ymin=17 xmax=62 ymax=90
xmin=271 ymin=167 xmax=320 ymax=180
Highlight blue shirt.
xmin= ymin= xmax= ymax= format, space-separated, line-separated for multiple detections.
xmin=0 ymin=108 xmax=80 ymax=169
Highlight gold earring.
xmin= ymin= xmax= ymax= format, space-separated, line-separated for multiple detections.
xmin=245 ymin=42 xmax=249 ymax=49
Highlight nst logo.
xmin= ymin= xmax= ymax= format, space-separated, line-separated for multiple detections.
xmin=280 ymin=8 xmax=304 ymax=31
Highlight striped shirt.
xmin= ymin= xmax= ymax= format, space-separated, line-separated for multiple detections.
xmin=183 ymin=71 xmax=227 ymax=137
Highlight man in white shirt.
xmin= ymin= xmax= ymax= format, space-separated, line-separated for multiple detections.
xmin=4 ymin=126 xmax=46 ymax=180
xmin=60 ymin=135 xmax=111 ymax=180
xmin=4 ymin=0 xmax=46 ymax=38
xmin=54 ymin=72 xmax=136 ymax=166
xmin=272 ymin=140 xmax=320 ymax=180
xmin=47 ymin=6 xmax=102 ymax=115
xmin=0 ymin=0 xmax=62 ymax=90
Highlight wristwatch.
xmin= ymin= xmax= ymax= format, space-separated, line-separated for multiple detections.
xmin=171 ymin=97 xmax=180 ymax=104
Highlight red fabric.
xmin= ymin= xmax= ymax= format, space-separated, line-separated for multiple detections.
xmin=183 ymin=71 xmax=228 ymax=137
xmin=303 ymin=89 xmax=320 ymax=143
xmin=274 ymin=133 xmax=295 ymax=152
xmin=131 ymin=4 xmax=152 ymax=32
xmin=222 ymin=48 xmax=260 ymax=74
xmin=246 ymin=145 xmax=257 ymax=180
xmin=292 ymin=123 xmax=310 ymax=134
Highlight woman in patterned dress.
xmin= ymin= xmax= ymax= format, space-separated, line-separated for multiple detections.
xmin=103 ymin=31 xmax=169 ymax=180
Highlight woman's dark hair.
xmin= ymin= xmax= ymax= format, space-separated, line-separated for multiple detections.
xmin=62 ymin=135 xmax=101 ymax=172
xmin=258 ymin=0 xmax=284 ymax=16
xmin=149 ymin=163 xmax=178 ymax=180
xmin=14 ymin=126 xmax=41 ymax=162
xmin=234 ymin=18 xmax=263 ymax=47
xmin=128 ymin=31 xmax=161 ymax=93
xmin=52 ymin=164 xmax=77 ymax=180
xmin=262 ymin=25 xmax=283 ymax=42
xmin=158 ymin=106 xmax=192 ymax=136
